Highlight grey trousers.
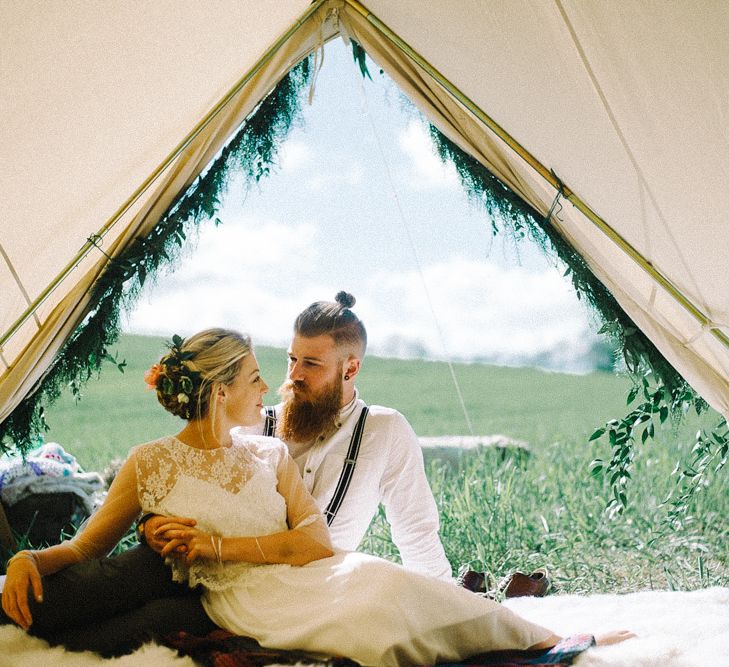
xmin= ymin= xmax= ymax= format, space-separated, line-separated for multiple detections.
xmin=1 ymin=544 xmax=217 ymax=656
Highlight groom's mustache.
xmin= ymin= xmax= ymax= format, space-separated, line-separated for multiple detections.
xmin=279 ymin=379 xmax=309 ymax=399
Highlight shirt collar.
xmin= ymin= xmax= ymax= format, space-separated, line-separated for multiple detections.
xmin=337 ymin=387 xmax=359 ymax=426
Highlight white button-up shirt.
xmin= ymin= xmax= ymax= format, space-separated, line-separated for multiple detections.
xmin=269 ymin=392 xmax=452 ymax=581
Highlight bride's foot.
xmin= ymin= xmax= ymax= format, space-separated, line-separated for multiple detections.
xmin=595 ymin=630 xmax=636 ymax=646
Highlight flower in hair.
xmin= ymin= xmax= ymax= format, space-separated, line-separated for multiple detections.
xmin=144 ymin=335 xmax=203 ymax=418
xmin=144 ymin=363 xmax=163 ymax=390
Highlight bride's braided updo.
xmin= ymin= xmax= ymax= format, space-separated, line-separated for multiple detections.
xmin=144 ymin=328 xmax=251 ymax=421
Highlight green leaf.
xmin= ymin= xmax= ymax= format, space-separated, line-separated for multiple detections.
xmin=589 ymin=459 xmax=603 ymax=477
xmin=589 ymin=427 xmax=606 ymax=441
xmin=351 ymin=40 xmax=372 ymax=81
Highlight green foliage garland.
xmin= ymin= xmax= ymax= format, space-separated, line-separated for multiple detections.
xmin=0 ymin=57 xmax=312 ymax=455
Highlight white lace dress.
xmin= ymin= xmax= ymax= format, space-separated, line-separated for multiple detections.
xmin=72 ymin=435 xmax=552 ymax=666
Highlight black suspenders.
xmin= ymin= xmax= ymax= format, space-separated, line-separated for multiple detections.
xmin=263 ymin=406 xmax=277 ymax=437
xmin=263 ymin=405 xmax=369 ymax=527
xmin=324 ymin=406 xmax=369 ymax=526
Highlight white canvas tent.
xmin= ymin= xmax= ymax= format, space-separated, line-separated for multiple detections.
xmin=2 ymin=0 xmax=729 ymax=430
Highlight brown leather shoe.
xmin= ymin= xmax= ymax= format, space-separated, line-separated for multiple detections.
xmin=456 ymin=565 xmax=488 ymax=593
xmin=502 ymin=568 xmax=551 ymax=598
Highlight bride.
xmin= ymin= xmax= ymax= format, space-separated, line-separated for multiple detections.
xmin=2 ymin=328 xmax=633 ymax=665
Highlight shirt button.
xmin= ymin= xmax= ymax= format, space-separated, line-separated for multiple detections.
xmin=305 ymin=468 xmax=312 ymax=474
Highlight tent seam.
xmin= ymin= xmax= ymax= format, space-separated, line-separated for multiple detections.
xmin=0 ymin=242 xmax=40 ymax=328
xmin=552 ymin=0 xmax=707 ymax=307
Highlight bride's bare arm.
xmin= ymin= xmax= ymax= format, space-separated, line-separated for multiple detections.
xmin=158 ymin=449 xmax=333 ymax=567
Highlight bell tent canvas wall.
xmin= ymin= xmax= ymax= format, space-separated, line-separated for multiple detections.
xmin=3 ymin=0 xmax=729 ymax=444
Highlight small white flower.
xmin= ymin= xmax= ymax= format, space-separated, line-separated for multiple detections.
xmin=177 ymin=393 xmax=190 ymax=404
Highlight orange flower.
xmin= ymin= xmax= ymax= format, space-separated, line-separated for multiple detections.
xmin=144 ymin=363 xmax=163 ymax=390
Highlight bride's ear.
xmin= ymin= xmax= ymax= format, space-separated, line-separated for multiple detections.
xmin=214 ymin=382 xmax=227 ymax=403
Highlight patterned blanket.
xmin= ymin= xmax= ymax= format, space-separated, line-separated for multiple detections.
xmin=162 ymin=630 xmax=595 ymax=667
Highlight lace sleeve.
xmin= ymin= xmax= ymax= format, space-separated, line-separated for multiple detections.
xmin=276 ymin=450 xmax=333 ymax=552
xmin=66 ymin=452 xmax=142 ymax=560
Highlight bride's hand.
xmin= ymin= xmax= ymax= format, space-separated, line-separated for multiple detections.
xmin=1 ymin=553 xmax=43 ymax=629
xmin=146 ymin=515 xmax=196 ymax=555
xmin=158 ymin=524 xmax=216 ymax=564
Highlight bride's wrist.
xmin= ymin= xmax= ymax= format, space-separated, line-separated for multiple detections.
xmin=8 ymin=550 xmax=38 ymax=568
xmin=209 ymin=534 xmax=223 ymax=564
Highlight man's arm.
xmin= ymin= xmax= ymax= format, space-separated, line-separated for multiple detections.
xmin=378 ymin=412 xmax=452 ymax=580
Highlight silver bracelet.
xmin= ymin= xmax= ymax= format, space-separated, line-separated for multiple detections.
xmin=254 ymin=537 xmax=266 ymax=562
xmin=209 ymin=535 xmax=219 ymax=563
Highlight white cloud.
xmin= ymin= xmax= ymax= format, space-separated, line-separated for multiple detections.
xmin=127 ymin=280 xmax=322 ymax=351
xmin=125 ymin=215 xmax=322 ymax=346
xmin=397 ymin=120 xmax=459 ymax=190
xmin=303 ymin=161 xmax=367 ymax=192
xmin=358 ymin=258 xmax=601 ymax=370
xmin=279 ymin=139 xmax=314 ymax=172
xmin=126 ymin=249 xmax=603 ymax=372
xmin=155 ymin=215 xmax=318 ymax=284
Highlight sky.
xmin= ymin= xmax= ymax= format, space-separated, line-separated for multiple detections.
xmin=125 ymin=39 xmax=607 ymax=373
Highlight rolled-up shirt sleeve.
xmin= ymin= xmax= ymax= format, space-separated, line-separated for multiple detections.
xmin=379 ymin=414 xmax=452 ymax=580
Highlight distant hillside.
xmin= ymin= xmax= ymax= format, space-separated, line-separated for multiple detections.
xmin=42 ymin=334 xmax=637 ymax=470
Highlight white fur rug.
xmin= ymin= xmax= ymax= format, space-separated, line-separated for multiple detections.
xmin=0 ymin=587 xmax=727 ymax=666
xmin=503 ymin=586 xmax=729 ymax=666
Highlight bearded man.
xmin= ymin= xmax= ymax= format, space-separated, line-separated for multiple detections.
xmin=259 ymin=291 xmax=451 ymax=579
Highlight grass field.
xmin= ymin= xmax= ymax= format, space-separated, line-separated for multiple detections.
xmin=38 ymin=334 xmax=729 ymax=593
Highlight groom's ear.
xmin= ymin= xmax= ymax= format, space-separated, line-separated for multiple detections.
xmin=344 ymin=356 xmax=361 ymax=381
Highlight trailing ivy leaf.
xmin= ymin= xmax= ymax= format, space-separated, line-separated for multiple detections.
xmin=589 ymin=427 xmax=606 ymax=441
xmin=589 ymin=459 xmax=603 ymax=477
xmin=351 ymin=40 xmax=373 ymax=81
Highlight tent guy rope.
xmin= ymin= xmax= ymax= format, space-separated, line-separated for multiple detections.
xmin=353 ymin=43 xmax=475 ymax=436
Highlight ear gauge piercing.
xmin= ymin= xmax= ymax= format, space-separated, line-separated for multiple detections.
xmin=344 ymin=374 xmax=350 ymax=381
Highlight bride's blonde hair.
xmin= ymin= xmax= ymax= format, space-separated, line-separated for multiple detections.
xmin=152 ymin=328 xmax=251 ymax=422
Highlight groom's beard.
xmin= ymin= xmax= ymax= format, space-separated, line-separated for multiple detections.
xmin=277 ymin=375 xmax=343 ymax=444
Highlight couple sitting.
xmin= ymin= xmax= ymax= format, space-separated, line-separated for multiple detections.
xmin=1 ymin=293 xmax=633 ymax=665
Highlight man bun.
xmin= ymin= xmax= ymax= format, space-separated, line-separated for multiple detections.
xmin=335 ymin=291 xmax=356 ymax=309
xmin=294 ymin=292 xmax=367 ymax=356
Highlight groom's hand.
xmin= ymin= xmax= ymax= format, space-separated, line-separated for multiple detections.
xmin=144 ymin=515 xmax=197 ymax=555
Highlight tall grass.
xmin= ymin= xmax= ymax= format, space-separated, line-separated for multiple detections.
xmin=363 ymin=437 xmax=728 ymax=593
xmin=36 ymin=334 xmax=728 ymax=592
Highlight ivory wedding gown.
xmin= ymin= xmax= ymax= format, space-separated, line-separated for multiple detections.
xmin=100 ymin=435 xmax=552 ymax=666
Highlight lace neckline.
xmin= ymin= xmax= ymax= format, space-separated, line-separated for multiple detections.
xmin=169 ymin=434 xmax=232 ymax=452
